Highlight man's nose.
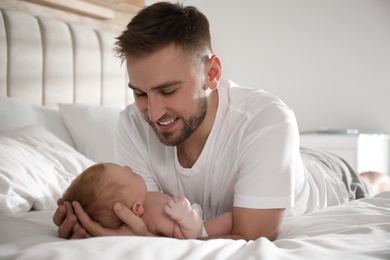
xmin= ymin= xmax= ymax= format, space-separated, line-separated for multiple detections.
xmin=147 ymin=95 xmax=166 ymax=122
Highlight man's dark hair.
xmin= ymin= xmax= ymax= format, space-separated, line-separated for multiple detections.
xmin=115 ymin=2 xmax=212 ymax=60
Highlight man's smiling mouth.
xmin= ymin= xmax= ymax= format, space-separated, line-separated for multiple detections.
xmin=158 ymin=118 xmax=177 ymax=126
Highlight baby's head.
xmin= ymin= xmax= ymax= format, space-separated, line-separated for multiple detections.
xmin=63 ymin=163 xmax=147 ymax=229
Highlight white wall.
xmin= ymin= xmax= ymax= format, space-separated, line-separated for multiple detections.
xmin=147 ymin=1 xmax=390 ymax=135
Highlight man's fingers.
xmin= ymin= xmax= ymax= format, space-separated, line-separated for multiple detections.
xmin=57 ymin=213 xmax=77 ymax=239
xmin=56 ymin=198 xmax=64 ymax=207
xmin=73 ymin=201 xmax=114 ymax=237
xmin=53 ymin=204 xmax=67 ymax=227
xmin=113 ymin=202 xmax=148 ymax=236
xmin=54 ymin=201 xmax=79 ymax=239
xmin=70 ymin=226 xmax=88 ymax=239
xmin=72 ymin=201 xmax=150 ymax=237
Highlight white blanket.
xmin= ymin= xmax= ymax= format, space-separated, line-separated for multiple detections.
xmin=1 ymin=192 xmax=389 ymax=260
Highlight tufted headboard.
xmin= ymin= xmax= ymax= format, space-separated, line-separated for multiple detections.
xmin=0 ymin=7 xmax=132 ymax=108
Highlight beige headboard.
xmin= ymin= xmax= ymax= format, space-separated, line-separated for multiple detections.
xmin=0 ymin=7 xmax=131 ymax=108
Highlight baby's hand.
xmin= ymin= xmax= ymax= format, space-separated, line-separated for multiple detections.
xmin=164 ymin=195 xmax=192 ymax=221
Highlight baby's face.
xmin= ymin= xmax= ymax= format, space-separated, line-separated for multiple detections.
xmin=103 ymin=163 xmax=147 ymax=202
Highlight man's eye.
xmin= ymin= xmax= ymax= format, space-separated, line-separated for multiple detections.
xmin=134 ymin=90 xmax=146 ymax=97
xmin=161 ymin=89 xmax=176 ymax=95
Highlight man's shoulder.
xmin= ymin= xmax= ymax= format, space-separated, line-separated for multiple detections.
xmin=220 ymin=78 xmax=286 ymax=109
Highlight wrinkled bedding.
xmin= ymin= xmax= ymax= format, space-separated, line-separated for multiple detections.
xmin=0 ymin=192 xmax=389 ymax=260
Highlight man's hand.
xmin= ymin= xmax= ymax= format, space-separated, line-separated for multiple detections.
xmin=163 ymin=195 xmax=192 ymax=221
xmin=52 ymin=199 xmax=88 ymax=239
xmin=72 ymin=201 xmax=155 ymax=237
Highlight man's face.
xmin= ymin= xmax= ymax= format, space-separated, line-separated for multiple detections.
xmin=127 ymin=44 xmax=209 ymax=146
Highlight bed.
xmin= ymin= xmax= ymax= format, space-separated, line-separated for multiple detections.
xmin=1 ymin=7 xmax=390 ymax=260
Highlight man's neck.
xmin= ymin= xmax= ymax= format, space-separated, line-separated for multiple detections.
xmin=176 ymin=90 xmax=219 ymax=168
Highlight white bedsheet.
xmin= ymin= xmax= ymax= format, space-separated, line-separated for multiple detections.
xmin=1 ymin=192 xmax=389 ymax=260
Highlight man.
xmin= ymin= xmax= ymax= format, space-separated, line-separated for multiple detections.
xmin=53 ymin=2 xmax=371 ymax=241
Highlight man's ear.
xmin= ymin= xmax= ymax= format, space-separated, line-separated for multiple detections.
xmin=131 ymin=202 xmax=144 ymax=216
xmin=206 ymin=55 xmax=222 ymax=90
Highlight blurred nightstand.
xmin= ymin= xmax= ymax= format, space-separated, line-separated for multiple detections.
xmin=300 ymin=133 xmax=389 ymax=175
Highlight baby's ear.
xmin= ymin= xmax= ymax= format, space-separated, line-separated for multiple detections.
xmin=131 ymin=202 xmax=144 ymax=216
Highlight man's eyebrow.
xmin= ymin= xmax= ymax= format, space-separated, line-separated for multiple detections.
xmin=127 ymin=83 xmax=139 ymax=90
xmin=128 ymin=80 xmax=183 ymax=91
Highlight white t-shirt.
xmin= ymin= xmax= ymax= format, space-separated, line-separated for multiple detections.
xmin=115 ymin=78 xmax=349 ymax=219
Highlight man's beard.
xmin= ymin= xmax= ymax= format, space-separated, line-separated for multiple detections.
xmin=145 ymin=96 xmax=208 ymax=146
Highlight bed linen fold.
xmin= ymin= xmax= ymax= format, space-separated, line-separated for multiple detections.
xmin=1 ymin=192 xmax=389 ymax=260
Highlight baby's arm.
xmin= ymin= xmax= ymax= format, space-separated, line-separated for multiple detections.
xmin=163 ymin=195 xmax=203 ymax=239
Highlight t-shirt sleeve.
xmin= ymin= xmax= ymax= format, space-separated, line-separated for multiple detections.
xmin=233 ymin=104 xmax=300 ymax=209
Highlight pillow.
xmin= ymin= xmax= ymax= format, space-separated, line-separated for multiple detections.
xmin=34 ymin=105 xmax=75 ymax=147
xmin=58 ymin=103 xmax=121 ymax=162
xmin=0 ymin=97 xmax=37 ymax=132
xmin=0 ymin=125 xmax=94 ymax=215
xmin=0 ymin=97 xmax=74 ymax=147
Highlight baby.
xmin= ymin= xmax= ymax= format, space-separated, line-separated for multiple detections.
xmin=63 ymin=163 xmax=232 ymax=239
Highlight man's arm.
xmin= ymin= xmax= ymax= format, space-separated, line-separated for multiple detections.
xmin=200 ymin=207 xmax=285 ymax=241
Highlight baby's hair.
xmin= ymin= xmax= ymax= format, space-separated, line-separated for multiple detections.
xmin=63 ymin=163 xmax=128 ymax=229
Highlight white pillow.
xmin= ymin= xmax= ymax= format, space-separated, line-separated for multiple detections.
xmin=0 ymin=125 xmax=94 ymax=216
xmin=58 ymin=103 xmax=121 ymax=162
xmin=0 ymin=97 xmax=37 ymax=132
xmin=0 ymin=97 xmax=74 ymax=147
xmin=34 ymin=105 xmax=75 ymax=147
